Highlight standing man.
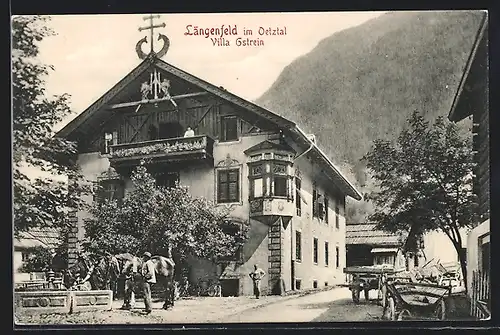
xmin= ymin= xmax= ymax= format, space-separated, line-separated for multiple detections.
xmin=249 ymin=264 xmax=266 ymax=299
xmin=141 ymin=252 xmax=156 ymax=314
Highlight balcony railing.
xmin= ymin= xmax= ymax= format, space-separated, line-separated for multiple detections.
xmin=109 ymin=135 xmax=215 ymax=167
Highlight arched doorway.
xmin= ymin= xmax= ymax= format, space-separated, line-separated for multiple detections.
xmin=158 ymin=122 xmax=184 ymax=139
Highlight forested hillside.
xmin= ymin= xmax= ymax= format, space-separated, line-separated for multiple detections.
xmin=256 ymin=11 xmax=484 ymax=222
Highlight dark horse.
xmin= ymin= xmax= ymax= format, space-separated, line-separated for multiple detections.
xmin=111 ymin=253 xmax=176 ymax=310
xmin=63 ymin=253 xmax=117 ymax=291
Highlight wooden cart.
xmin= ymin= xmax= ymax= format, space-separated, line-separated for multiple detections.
xmin=343 ymin=266 xmax=404 ymax=305
xmin=382 ymin=281 xmax=451 ymax=321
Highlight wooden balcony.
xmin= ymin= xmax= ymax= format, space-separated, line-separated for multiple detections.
xmin=109 ymin=135 xmax=215 ymax=170
xmin=249 ymin=197 xmax=294 ymax=224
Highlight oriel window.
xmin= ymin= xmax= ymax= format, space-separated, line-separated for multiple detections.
xmin=217 ymin=169 xmax=240 ymax=203
xmin=221 ymin=116 xmax=239 ymax=142
xmin=273 ymin=176 xmax=288 ymax=197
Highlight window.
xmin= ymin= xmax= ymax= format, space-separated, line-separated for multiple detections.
xmin=96 ymin=179 xmax=125 ymax=203
xmin=221 ymin=116 xmax=239 ymax=142
xmin=22 ymin=252 xmax=30 ymax=262
xmin=248 ymin=162 xmax=292 ymax=199
xmin=253 ymin=178 xmax=263 ymax=198
xmin=312 ymin=187 xmax=318 ymax=217
xmin=375 ymin=254 xmax=394 ymax=266
xmin=335 ymin=246 xmax=340 ymax=268
xmin=325 ymin=242 xmax=329 ymax=266
xmin=295 ymin=231 xmax=302 ymax=261
xmin=324 ymin=197 xmax=329 ymax=224
xmin=295 ymin=279 xmax=302 ymax=290
xmin=313 ymin=238 xmax=318 ymax=264
xmin=313 ymin=280 xmax=318 ymax=289
xmin=335 ymin=199 xmax=340 ymax=229
xmin=217 ymin=169 xmax=240 ymax=203
xmin=273 ymin=176 xmax=287 ymax=197
xmin=295 ymin=178 xmax=302 ymax=216
xmin=156 ymin=172 xmax=179 ymax=188
xmin=313 ymin=185 xmax=325 ymax=219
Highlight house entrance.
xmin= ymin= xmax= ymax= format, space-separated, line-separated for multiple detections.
xmin=220 ymin=279 xmax=239 ymax=297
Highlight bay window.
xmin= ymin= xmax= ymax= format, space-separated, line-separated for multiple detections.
xmin=248 ymin=160 xmax=293 ymax=200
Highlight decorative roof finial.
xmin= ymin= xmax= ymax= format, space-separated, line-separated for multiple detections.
xmin=136 ymin=14 xmax=170 ymax=60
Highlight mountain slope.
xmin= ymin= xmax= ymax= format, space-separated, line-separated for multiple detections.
xmin=257 ymin=11 xmax=483 ymax=175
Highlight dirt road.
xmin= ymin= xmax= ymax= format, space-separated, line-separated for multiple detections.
xmin=221 ymin=287 xmax=384 ymax=323
xmin=16 ymin=287 xmax=385 ymax=325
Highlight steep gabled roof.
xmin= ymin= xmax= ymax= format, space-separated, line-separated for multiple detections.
xmin=346 ymin=223 xmax=407 ymax=247
xmin=14 ymin=227 xmax=62 ymax=250
xmin=56 ymin=54 xmax=294 ymax=139
xmin=56 ymin=54 xmax=362 ymax=200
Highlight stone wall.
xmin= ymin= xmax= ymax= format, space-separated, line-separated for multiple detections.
xmin=14 ymin=290 xmax=113 ymax=315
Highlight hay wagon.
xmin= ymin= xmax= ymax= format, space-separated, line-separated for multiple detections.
xmin=343 ymin=265 xmax=405 ymax=305
xmin=382 ymin=280 xmax=451 ymax=320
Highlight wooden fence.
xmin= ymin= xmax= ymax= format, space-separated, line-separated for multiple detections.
xmin=470 ymin=270 xmax=490 ymax=320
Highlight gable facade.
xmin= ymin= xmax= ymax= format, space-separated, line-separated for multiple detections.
xmin=58 ymin=54 xmax=361 ymax=296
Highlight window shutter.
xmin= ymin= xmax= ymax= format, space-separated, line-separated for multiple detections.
xmin=324 ymin=197 xmax=329 ymax=223
xmin=218 ymin=171 xmax=229 ymax=202
xmin=228 ymin=170 xmax=239 ymax=201
xmin=312 ymin=188 xmax=318 ymax=217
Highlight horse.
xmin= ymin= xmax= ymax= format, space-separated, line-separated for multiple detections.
xmin=63 ymin=253 xmax=116 ymax=291
xmin=113 ymin=253 xmax=176 ymax=310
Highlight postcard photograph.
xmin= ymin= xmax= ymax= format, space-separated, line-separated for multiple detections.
xmin=12 ymin=10 xmax=490 ymax=325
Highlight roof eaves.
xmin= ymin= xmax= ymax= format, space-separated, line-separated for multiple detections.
xmin=154 ymin=58 xmax=296 ymax=129
xmin=292 ymin=125 xmax=362 ymax=200
xmin=56 ymin=57 xmax=153 ymax=139
xmin=448 ymin=12 xmax=488 ymax=122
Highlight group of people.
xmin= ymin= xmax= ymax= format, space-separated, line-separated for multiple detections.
xmin=71 ymin=249 xmax=268 ymax=314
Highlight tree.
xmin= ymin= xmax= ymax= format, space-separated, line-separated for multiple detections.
xmin=83 ymin=162 xmax=249 ymax=267
xmin=362 ymin=111 xmax=477 ymax=289
xmin=12 ymin=15 xmax=92 ymax=237
xmin=19 ymin=246 xmax=53 ymax=273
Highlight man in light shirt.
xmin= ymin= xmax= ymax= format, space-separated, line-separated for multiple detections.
xmin=141 ymin=251 xmax=156 ymax=314
xmin=249 ymin=264 xmax=266 ymax=299
xmin=184 ymin=126 xmax=195 ymax=137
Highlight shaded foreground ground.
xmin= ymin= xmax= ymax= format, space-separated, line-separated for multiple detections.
xmin=15 ymin=287 xmax=471 ymax=325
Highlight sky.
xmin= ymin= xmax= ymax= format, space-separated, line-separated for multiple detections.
xmin=34 ymin=12 xmax=385 ymax=132
xmin=18 ymin=12 xmax=385 ymax=180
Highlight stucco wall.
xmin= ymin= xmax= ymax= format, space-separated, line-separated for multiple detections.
xmin=75 ymin=153 xmax=112 ymax=242
xmin=72 ymin=131 xmax=351 ymax=295
xmin=422 ymin=229 xmax=467 ymax=265
xmin=287 ymin=151 xmax=347 ymax=289
xmin=466 ymin=219 xmax=490 ymax=296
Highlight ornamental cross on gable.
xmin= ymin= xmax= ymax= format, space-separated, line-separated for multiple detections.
xmin=136 ymin=14 xmax=170 ymax=59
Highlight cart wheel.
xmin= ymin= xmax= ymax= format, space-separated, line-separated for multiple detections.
xmin=364 ymin=289 xmax=369 ymax=301
xmin=387 ymin=297 xmax=396 ymax=321
xmin=398 ymin=309 xmax=411 ymax=321
xmin=352 ymin=288 xmax=360 ymax=304
xmin=435 ymin=299 xmax=447 ymax=320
